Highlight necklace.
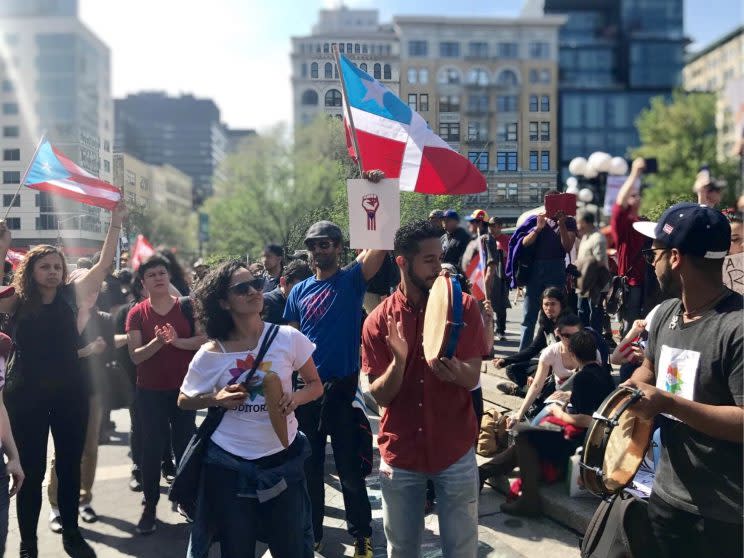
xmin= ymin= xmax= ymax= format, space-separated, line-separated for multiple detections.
xmin=682 ymin=287 xmax=729 ymax=319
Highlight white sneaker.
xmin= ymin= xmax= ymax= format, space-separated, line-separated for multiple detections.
xmin=48 ymin=508 xmax=63 ymax=534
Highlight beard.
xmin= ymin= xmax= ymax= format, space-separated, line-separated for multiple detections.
xmin=406 ymin=265 xmax=437 ymax=294
xmin=310 ymin=252 xmax=337 ymax=271
xmin=657 ymin=267 xmax=682 ymax=300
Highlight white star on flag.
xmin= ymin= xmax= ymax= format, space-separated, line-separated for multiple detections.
xmin=41 ymin=161 xmax=52 ymax=174
xmin=360 ymin=78 xmax=388 ymax=108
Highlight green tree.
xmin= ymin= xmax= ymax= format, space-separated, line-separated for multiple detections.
xmin=632 ymin=90 xmax=741 ymax=211
xmin=128 ymin=203 xmax=198 ymax=260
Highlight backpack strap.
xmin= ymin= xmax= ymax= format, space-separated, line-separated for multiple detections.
xmin=178 ymin=296 xmax=195 ymax=337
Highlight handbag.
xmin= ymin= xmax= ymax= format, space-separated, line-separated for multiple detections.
xmin=580 ymin=491 xmax=654 ymax=558
xmin=168 ymin=323 xmax=280 ymax=516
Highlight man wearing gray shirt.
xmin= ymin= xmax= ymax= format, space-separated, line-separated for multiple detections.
xmin=626 ymin=203 xmax=742 ymax=558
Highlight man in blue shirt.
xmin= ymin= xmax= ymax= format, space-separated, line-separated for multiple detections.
xmin=284 ymin=219 xmax=386 ymax=558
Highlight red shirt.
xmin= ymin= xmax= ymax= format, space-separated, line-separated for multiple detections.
xmin=126 ymin=298 xmax=196 ymax=390
xmin=611 ymin=203 xmax=647 ymax=286
xmin=361 ymin=288 xmax=484 ymax=474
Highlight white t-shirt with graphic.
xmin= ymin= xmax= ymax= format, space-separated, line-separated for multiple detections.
xmin=181 ymin=325 xmax=316 ymax=460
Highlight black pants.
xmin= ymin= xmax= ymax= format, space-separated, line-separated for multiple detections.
xmin=135 ymin=388 xmax=195 ymax=508
xmin=505 ymin=360 xmax=538 ymax=389
xmin=648 ymin=492 xmax=743 ymax=558
xmin=295 ymin=374 xmax=371 ymax=542
xmin=6 ymin=388 xmax=89 ymax=541
xmin=490 ymin=278 xmax=508 ymax=336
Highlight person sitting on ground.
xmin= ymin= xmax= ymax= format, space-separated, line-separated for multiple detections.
xmin=493 ymin=287 xmax=567 ymax=396
xmin=481 ymin=330 xmax=614 ymax=516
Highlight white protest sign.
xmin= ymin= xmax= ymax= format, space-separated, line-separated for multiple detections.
xmin=347 ymin=178 xmax=400 ymax=250
xmin=724 ymin=252 xmax=744 ymax=294
xmin=603 ymin=176 xmax=639 ymax=215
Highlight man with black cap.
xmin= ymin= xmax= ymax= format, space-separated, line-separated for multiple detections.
xmin=441 ymin=209 xmax=470 ymax=271
xmin=428 ymin=209 xmax=444 ymax=229
xmin=283 ymin=218 xmax=386 ymax=557
xmin=624 ymin=203 xmax=742 ymax=558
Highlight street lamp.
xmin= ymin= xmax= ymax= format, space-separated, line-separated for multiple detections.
xmin=54 ymin=213 xmax=86 ymax=248
xmin=566 ymin=151 xmax=628 ymax=223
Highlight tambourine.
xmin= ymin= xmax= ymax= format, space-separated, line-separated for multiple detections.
xmin=580 ymin=387 xmax=654 ymax=498
xmin=422 ymin=274 xmax=464 ymax=365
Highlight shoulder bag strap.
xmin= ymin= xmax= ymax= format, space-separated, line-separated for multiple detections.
xmin=236 ymin=323 xmax=280 ymax=390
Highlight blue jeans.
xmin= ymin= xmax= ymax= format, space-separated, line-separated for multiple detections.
xmin=520 ymin=259 xmax=566 ymax=350
xmin=578 ymin=295 xmax=603 ymax=332
xmin=380 ymin=449 xmax=478 ymax=558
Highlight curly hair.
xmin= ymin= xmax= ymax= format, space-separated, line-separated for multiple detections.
xmin=13 ymin=244 xmax=68 ymax=317
xmin=394 ymin=219 xmax=443 ymax=259
xmin=192 ymin=259 xmax=245 ymax=341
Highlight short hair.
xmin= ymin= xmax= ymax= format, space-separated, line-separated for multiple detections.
xmin=568 ymin=330 xmax=597 ymax=363
xmin=282 ymin=259 xmax=312 ymax=284
xmin=394 ymin=220 xmax=443 ymax=259
xmin=76 ymin=257 xmax=93 ymax=270
xmin=543 ymin=189 xmax=560 ymax=202
xmin=264 ymin=244 xmax=284 ymax=258
xmin=137 ymin=255 xmax=170 ymax=280
xmin=578 ymin=211 xmax=595 ymax=226
xmin=556 ymin=313 xmax=582 ymax=330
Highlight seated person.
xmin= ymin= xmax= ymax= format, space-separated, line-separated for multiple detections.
xmin=493 ymin=287 xmax=567 ymax=396
xmin=480 ymin=330 xmax=614 ymax=516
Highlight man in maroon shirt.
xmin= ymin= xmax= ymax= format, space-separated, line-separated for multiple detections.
xmin=361 ymin=220 xmax=484 ymax=557
xmin=611 ymin=157 xmax=649 ymax=335
xmin=126 ymin=255 xmax=206 ymax=535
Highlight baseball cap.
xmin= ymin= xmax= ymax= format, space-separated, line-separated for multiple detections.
xmin=304 ymin=220 xmax=342 ymax=244
xmin=633 ymin=203 xmax=730 ymax=259
xmin=487 ymin=216 xmax=503 ymax=227
xmin=429 ymin=209 xmax=444 ymax=219
xmin=465 ymin=209 xmax=489 ymax=222
xmin=443 ymin=209 xmax=460 ymax=221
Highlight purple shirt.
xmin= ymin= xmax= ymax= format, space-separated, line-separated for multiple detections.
xmin=534 ymin=217 xmax=577 ymax=260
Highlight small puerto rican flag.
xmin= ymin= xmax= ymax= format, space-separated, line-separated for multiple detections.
xmin=23 ymin=137 xmax=122 ymax=210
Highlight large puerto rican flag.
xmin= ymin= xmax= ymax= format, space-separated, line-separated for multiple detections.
xmin=23 ymin=138 xmax=122 ymax=210
xmin=339 ymin=55 xmax=486 ymax=195
xmin=465 ymin=238 xmax=488 ymax=301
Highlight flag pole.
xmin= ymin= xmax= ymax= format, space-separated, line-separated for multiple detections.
xmin=333 ymin=46 xmax=365 ymax=178
xmin=4 ymin=132 xmax=46 ymax=220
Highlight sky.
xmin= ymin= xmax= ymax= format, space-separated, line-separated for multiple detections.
xmin=79 ymin=0 xmax=744 ymax=132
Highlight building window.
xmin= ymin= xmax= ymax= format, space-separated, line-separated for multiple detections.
xmin=496 ymin=152 xmax=518 ymax=172
xmin=438 ymin=123 xmax=460 ymax=142
xmin=126 ymin=170 xmax=136 ymax=187
xmin=103 ymin=160 xmax=111 ymax=173
xmin=540 ymin=122 xmax=550 ymax=141
xmin=467 ymin=68 xmax=490 ymax=86
xmin=540 ymin=69 xmax=551 ymax=83
xmin=2 ymin=195 xmax=19 ymax=207
xmin=529 ymin=151 xmax=538 ymax=171
xmin=310 ymin=62 xmax=318 ymax=78
xmin=529 ymin=95 xmax=538 ymax=112
xmin=301 ymin=63 xmax=307 ymax=78
xmin=439 ymin=95 xmax=460 ymax=112
xmin=497 ymin=95 xmax=517 ymax=112
xmin=346 ymin=43 xmax=352 ymax=54
xmin=407 ymin=68 xmax=417 ymax=84
xmin=325 ymin=89 xmax=342 ymax=107
xmin=354 ymin=43 xmax=360 ymax=53
xmin=419 ymin=94 xmax=429 ymax=112
xmin=2 ymin=126 xmax=19 ymax=137
xmin=498 ymin=42 xmax=519 ymax=58
xmin=323 ymin=43 xmax=329 ymax=53
xmin=496 ymin=69 xmax=518 ymax=87
xmin=2 ymin=103 xmax=18 ymax=115
xmin=438 ymin=67 xmax=461 ymax=85
xmin=467 ymin=121 xmax=487 ymax=141
xmin=362 ymin=44 xmax=368 ymax=54
xmin=541 ymin=95 xmax=550 ymax=111
xmin=301 ymin=89 xmax=318 ymax=105
xmin=468 ymin=42 xmax=488 ymax=58
xmin=373 ymin=63 xmax=381 ymax=79
xmin=3 ymin=149 xmax=20 ymax=161
xmin=468 ymin=151 xmax=489 ymax=171
xmin=324 ymin=62 xmax=333 ymax=79
xmin=3 ymin=171 xmax=20 ymax=184
xmin=529 ymin=69 xmax=538 ymax=83
xmin=439 ymin=41 xmax=460 ymax=58
xmin=407 ymin=39 xmax=426 ymax=56
xmin=506 ymin=123 xmax=517 ymax=141
xmin=408 ymin=94 xmax=417 ymax=111
xmin=529 ymin=121 xmax=538 ymax=141
xmin=5 ymin=218 xmax=20 ymax=230
xmin=1 ymin=80 xmax=13 ymax=92
xmin=383 ymin=64 xmax=391 ymax=80
xmin=468 ymin=94 xmax=488 ymax=113
xmin=339 ymin=43 xmax=344 ymax=53
xmin=529 ymin=42 xmax=550 ymax=59
xmin=541 ymin=151 xmax=550 ymax=171
xmin=419 ymin=68 xmax=429 ymax=84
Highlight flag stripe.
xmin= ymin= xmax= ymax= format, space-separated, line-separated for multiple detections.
xmin=27 ymin=180 xmax=120 ymax=210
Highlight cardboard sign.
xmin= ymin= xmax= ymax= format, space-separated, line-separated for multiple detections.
xmin=544 ymin=193 xmax=577 ymax=219
xmin=347 ymin=178 xmax=400 ymax=250
xmin=603 ymin=176 xmax=640 ymax=216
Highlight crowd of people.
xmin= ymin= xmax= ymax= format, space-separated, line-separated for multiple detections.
xmin=0 ymin=160 xmax=737 ymax=558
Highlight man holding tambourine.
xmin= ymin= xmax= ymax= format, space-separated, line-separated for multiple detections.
xmin=361 ymin=220 xmax=485 ymax=558
xmin=623 ymin=203 xmax=742 ymax=558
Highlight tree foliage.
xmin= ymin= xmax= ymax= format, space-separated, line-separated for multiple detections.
xmin=127 ymin=203 xmax=198 ymax=260
xmin=632 ymin=90 xmax=741 ymax=211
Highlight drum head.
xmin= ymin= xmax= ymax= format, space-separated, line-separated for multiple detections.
xmin=422 ymin=275 xmax=453 ymax=363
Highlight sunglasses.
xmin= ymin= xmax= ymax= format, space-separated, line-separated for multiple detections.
xmin=558 ymin=331 xmax=577 ymax=340
xmin=305 ymin=239 xmax=333 ymax=251
xmin=642 ymin=248 xmax=667 ymax=266
xmin=228 ymin=278 xmax=264 ymax=295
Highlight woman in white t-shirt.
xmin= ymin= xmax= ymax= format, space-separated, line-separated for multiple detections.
xmin=178 ymin=260 xmax=322 ymax=558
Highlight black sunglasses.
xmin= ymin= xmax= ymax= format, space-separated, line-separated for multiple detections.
xmin=558 ymin=331 xmax=576 ymax=340
xmin=305 ymin=239 xmax=333 ymax=251
xmin=228 ymin=278 xmax=264 ymax=295
xmin=642 ymin=248 xmax=667 ymax=266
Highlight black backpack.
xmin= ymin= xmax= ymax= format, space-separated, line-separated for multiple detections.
xmin=580 ymin=492 xmax=655 ymax=558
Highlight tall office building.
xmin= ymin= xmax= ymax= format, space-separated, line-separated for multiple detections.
xmin=291 ymin=7 xmax=400 ymax=125
xmin=0 ymin=0 xmax=114 ymax=254
xmin=395 ymin=15 xmax=565 ymax=220
xmin=543 ymin=0 xmax=686 ymax=180
xmin=684 ymin=25 xmax=744 ymax=160
xmin=114 ymin=92 xmax=228 ymax=207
